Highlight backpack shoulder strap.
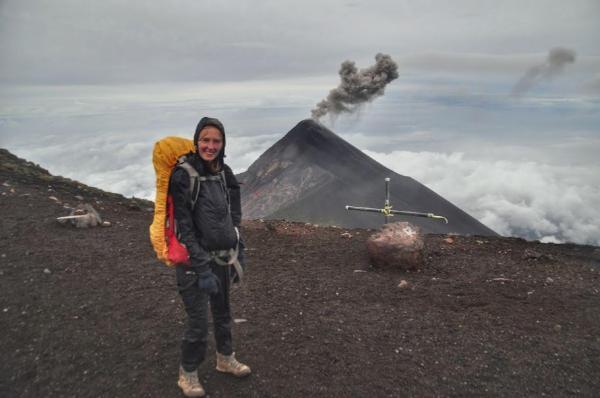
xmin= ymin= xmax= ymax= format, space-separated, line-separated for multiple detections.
xmin=219 ymin=170 xmax=231 ymax=207
xmin=176 ymin=156 xmax=201 ymax=210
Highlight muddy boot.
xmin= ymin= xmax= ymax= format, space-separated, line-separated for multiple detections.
xmin=177 ymin=366 xmax=206 ymax=397
xmin=216 ymin=352 xmax=251 ymax=377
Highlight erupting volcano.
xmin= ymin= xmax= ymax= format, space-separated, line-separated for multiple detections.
xmin=238 ymin=119 xmax=496 ymax=236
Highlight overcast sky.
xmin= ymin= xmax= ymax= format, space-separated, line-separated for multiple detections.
xmin=1 ymin=0 xmax=599 ymax=245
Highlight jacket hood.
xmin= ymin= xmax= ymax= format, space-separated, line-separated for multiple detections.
xmin=194 ymin=116 xmax=226 ymax=168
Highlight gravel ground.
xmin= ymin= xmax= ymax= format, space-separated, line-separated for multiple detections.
xmin=1 ymin=150 xmax=599 ymax=397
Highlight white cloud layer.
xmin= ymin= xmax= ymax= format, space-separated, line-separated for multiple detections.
xmin=10 ymin=130 xmax=279 ymax=202
xmin=364 ymin=150 xmax=600 ymax=246
xmin=15 ymin=130 xmax=599 ymax=246
xmin=1 ymin=77 xmax=598 ymax=247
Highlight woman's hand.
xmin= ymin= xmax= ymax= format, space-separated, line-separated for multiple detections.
xmin=197 ymin=270 xmax=220 ymax=295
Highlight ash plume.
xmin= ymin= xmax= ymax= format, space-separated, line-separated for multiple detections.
xmin=511 ymin=47 xmax=576 ymax=96
xmin=311 ymin=53 xmax=399 ymax=120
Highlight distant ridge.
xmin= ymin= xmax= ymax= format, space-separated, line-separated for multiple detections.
xmin=0 ymin=148 xmax=149 ymax=206
xmin=239 ymin=119 xmax=497 ymax=236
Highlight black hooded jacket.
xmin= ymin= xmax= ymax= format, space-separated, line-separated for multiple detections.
xmin=169 ymin=118 xmax=241 ymax=273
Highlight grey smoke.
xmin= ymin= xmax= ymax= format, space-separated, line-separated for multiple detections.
xmin=511 ymin=47 xmax=576 ymax=96
xmin=311 ymin=53 xmax=399 ymax=120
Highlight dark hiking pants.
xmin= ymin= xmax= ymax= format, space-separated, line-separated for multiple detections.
xmin=176 ymin=263 xmax=233 ymax=372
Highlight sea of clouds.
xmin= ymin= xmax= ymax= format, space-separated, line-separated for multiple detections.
xmin=10 ymin=134 xmax=600 ymax=246
xmin=1 ymin=78 xmax=599 ymax=246
xmin=14 ymin=131 xmax=279 ymax=201
xmin=9 ymin=124 xmax=600 ymax=246
xmin=364 ymin=150 xmax=600 ymax=246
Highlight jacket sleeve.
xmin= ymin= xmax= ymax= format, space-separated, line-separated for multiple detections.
xmin=224 ymin=165 xmax=242 ymax=227
xmin=169 ymin=167 xmax=212 ymax=272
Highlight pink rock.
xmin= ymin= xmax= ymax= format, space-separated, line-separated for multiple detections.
xmin=366 ymin=222 xmax=424 ymax=270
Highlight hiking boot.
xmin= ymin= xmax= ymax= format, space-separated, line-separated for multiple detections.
xmin=177 ymin=366 xmax=205 ymax=397
xmin=216 ymin=352 xmax=251 ymax=377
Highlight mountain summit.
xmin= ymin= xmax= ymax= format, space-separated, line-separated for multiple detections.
xmin=239 ymin=119 xmax=496 ymax=235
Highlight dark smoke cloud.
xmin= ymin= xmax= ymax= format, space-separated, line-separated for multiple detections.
xmin=511 ymin=47 xmax=576 ymax=96
xmin=311 ymin=53 xmax=399 ymax=120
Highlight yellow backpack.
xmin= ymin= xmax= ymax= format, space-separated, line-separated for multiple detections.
xmin=149 ymin=136 xmax=195 ymax=266
xmin=149 ymin=136 xmax=245 ymax=282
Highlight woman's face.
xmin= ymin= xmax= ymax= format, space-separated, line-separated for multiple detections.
xmin=197 ymin=126 xmax=223 ymax=162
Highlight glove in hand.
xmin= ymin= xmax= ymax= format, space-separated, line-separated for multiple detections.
xmin=197 ymin=270 xmax=220 ymax=296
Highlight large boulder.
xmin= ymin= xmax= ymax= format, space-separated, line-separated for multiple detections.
xmin=366 ymin=222 xmax=424 ymax=270
xmin=57 ymin=204 xmax=104 ymax=228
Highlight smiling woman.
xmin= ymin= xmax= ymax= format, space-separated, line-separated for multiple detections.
xmin=197 ymin=126 xmax=224 ymax=166
xmin=166 ymin=116 xmax=251 ymax=397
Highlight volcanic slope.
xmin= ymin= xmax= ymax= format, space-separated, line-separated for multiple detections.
xmin=1 ymin=148 xmax=600 ymax=397
xmin=239 ymin=119 xmax=496 ymax=235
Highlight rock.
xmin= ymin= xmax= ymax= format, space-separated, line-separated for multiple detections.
xmin=57 ymin=204 xmax=103 ymax=228
xmin=341 ymin=232 xmax=353 ymax=239
xmin=444 ymin=237 xmax=454 ymax=244
xmin=398 ymin=280 xmax=409 ymax=289
xmin=43 ymin=268 xmax=51 ymax=274
xmin=523 ymin=249 xmax=554 ymax=261
xmin=490 ymin=277 xmax=513 ymax=282
xmin=75 ymin=195 xmax=84 ymax=201
xmin=127 ymin=201 xmax=141 ymax=211
xmin=523 ymin=249 xmax=543 ymax=260
xmin=101 ymin=221 xmax=112 ymax=227
xmin=366 ymin=222 xmax=424 ymax=270
xmin=265 ymin=222 xmax=277 ymax=232
xmin=48 ymin=196 xmax=60 ymax=202
xmin=546 ymin=277 xmax=554 ymax=283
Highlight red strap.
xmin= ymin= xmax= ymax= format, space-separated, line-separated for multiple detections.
xmin=165 ymin=194 xmax=191 ymax=265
